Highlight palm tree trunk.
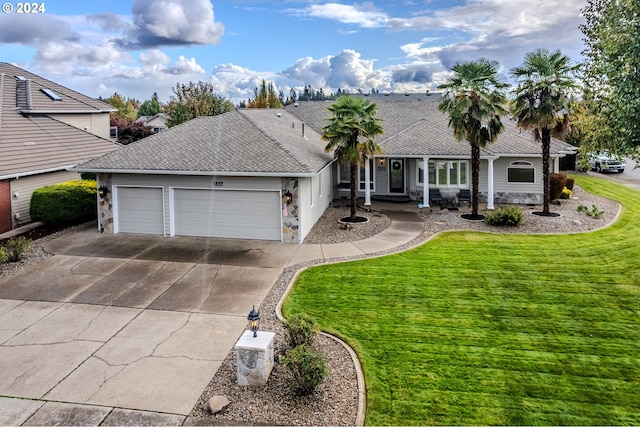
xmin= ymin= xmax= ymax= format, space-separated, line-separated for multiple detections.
xmin=471 ymin=142 xmax=480 ymax=216
xmin=542 ymin=128 xmax=551 ymax=214
xmin=350 ymin=160 xmax=358 ymax=219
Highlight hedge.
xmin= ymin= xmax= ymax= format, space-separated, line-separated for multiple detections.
xmin=30 ymin=180 xmax=97 ymax=226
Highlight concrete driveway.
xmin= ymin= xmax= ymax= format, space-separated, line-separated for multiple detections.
xmin=0 ymin=211 xmax=424 ymax=425
xmin=0 ymin=228 xmax=299 ymax=425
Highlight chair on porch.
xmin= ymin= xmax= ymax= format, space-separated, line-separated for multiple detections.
xmin=457 ymin=189 xmax=471 ymax=207
xmin=429 ymin=188 xmax=444 ymax=208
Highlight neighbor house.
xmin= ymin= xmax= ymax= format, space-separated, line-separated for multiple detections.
xmin=136 ymin=113 xmax=168 ymax=134
xmin=0 ymin=62 xmax=121 ymax=234
xmin=75 ymin=93 xmax=576 ymax=243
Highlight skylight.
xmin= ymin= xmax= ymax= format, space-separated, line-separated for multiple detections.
xmin=41 ymin=88 xmax=62 ymax=101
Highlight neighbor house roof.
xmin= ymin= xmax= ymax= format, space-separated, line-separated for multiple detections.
xmin=75 ymin=109 xmax=334 ymax=176
xmin=0 ymin=67 xmax=122 ymax=180
xmin=285 ymin=95 xmax=577 ymax=159
xmin=0 ymin=62 xmax=115 ymax=113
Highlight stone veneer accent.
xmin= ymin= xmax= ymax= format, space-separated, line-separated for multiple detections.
xmin=410 ymin=189 xmax=542 ymax=205
xmin=281 ymin=178 xmax=300 ymax=243
xmin=97 ymin=173 xmax=114 ymax=234
xmin=235 ymin=330 xmax=275 ymax=386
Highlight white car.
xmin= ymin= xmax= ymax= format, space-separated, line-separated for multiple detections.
xmin=588 ymin=153 xmax=626 ymax=173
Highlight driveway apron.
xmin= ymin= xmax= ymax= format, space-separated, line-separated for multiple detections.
xmin=0 ymin=227 xmax=299 ymax=422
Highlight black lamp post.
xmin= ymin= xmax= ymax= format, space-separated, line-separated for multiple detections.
xmin=247 ymin=305 xmax=260 ymax=337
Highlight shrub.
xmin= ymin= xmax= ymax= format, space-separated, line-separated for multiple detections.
xmin=80 ymin=172 xmax=97 ymax=181
xmin=560 ymin=187 xmax=573 ymax=199
xmin=565 ymin=177 xmax=575 ymax=191
xmin=283 ymin=344 xmax=328 ymax=396
xmin=4 ymin=236 xmax=31 ymax=262
xmin=0 ymin=246 xmax=7 ymax=264
xmin=284 ymin=313 xmax=319 ymax=348
xmin=549 ymin=173 xmax=568 ymax=200
xmin=30 ymin=180 xmax=97 ymax=226
xmin=578 ymin=204 xmax=604 ymax=219
xmin=484 ymin=205 xmax=524 ymax=226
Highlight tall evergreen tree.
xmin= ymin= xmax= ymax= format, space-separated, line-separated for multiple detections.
xmin=438 ymin=59 xmax=509 ymax=218
xmin=510 ymin=49 xmax=578 ymax=215
xmin=322 ymin=96 xmax=383 ymax=220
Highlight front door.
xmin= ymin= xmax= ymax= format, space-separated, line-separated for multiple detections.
xmin=389 ymin=158 xmax=405 ymax=193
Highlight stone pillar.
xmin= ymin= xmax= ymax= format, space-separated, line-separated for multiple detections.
xmin=235 ymin=330 xmax=275 ymax=386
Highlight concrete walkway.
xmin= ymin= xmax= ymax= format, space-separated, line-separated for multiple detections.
xmin=0 ymin=210 xmax=423 ymax=426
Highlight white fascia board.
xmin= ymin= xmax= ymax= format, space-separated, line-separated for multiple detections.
xmin=0 ymin=165 xmax=77 ymax=181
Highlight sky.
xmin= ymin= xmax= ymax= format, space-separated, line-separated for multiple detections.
xmin=0 ymin=0 xmax=587 ymax=105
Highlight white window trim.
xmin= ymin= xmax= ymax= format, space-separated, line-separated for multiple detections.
xmin=507 ymin=161 xmax=536 ymax=183
xmin=417 ymin=159 xmax=469 ymax=188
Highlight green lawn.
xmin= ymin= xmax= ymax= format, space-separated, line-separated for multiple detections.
xmin=282 ymin=175 xmax=640 ymax=426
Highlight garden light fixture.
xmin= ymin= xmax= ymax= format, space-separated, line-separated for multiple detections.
xmin=247 ymin=305 xmax=260 ymax=337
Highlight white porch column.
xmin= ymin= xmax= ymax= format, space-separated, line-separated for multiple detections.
xmin=553 ymin=157 xmax=560 ymax=173
xmin=422 ymin=157 xmax=430 ymax=207
xmin=364 ymin=157 xmax=372 ymax=206
xmin=487 ymin=157 xmax=496 ymax=210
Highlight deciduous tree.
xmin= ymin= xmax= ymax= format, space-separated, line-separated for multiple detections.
xmin=165 ymin=81 xmax=234 ymax=127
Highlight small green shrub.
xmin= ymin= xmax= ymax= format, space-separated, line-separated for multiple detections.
xmin=283 ymin=344 xmax=328 ymax=396
xmin=4 ymin=236 xmax=31 ymax=262
xmin=484 ymin=206 xmax=524 ymax=226
xmin=80 ymin=172 xmax=97 ymax=181
xmin=560 ymin=187 xmax=573 ymax=199
xmin=0 ymin=246 xmax=7 ymax=264
xmin=284 ymin=313 xmax=319 ymax=348
xmin=577 ymin=204 xmax=604 ymax=219
xmin=30 ymin=180 xmax=97 ymax=226
xmin=550 ymin=173 xmax=568 ymax=200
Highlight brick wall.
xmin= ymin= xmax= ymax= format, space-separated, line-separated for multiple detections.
xmin=0 ymin=180 xmax=12 ymax=234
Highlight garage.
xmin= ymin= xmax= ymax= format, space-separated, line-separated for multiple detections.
xmin=172 ymin=188 xmax=282 ymax=241
xmin=116 ymin=187 xmax=165 ymax=234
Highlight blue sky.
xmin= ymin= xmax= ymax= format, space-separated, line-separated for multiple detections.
xmin=0 ymin=0 xmax=587 ymax=104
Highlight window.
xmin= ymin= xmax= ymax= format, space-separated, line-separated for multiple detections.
xmin=337 ymin=160 xmax=375 ymax=191
xmin=417 ymin=159 xmax=468 ymax=187
xmin=359 ymin=159 xmax=375 ymax=191
xmin=507 ymin=161 xmax=535 ymax=183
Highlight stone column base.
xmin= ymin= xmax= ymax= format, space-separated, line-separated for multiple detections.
xmin=235 ymin=330 xmax=275 ymax=386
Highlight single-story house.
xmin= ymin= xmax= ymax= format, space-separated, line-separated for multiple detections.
xmin=0 ymin=62 xmax=121 ymax=233
xmin=137 ymin=113 xmax=168 ymax=134
xmin=75 ymin=93 xmax=576 ymax=243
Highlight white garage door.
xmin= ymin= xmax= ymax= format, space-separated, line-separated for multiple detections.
xmin=116 ymin=187 xmax=164 ymax=234
xmin=173 ymin=189 xmax=281 ymax=240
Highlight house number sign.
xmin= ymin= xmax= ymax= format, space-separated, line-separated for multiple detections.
xmin=213 ymin=181 xmax=224 ymax=187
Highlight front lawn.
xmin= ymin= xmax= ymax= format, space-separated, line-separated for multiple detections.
xmin=282 ymin=175 xmax=640 ymax=426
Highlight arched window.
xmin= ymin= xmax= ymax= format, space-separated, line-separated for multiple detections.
xmin=507 ymin=161 xmax=535 ymax=183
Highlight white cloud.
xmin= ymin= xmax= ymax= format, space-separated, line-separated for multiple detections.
xmin=166 ymin=56 xmax=206 ymax=74
xmin=294 ymin=2 xmax=389 ymax=28
xmin=118 ymin=0 xmax=225 ymax=48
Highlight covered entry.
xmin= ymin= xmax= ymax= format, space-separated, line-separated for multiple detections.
xmin=172 ymin=188 xmax=282 ymax=240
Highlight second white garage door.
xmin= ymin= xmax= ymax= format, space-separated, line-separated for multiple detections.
xmin=173 ymin=189 xmax=282 ymax=240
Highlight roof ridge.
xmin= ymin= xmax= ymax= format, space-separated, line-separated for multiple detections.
xmin=238 ymin=109 xmax=313 ymax=172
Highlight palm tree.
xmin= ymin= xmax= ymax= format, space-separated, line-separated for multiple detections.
xmin=510 ymin=49 xmax=578 ymax=215
xmin=438 ymin=59 xmax=509 ymax=218
xmin=322 ymin=96 xmax=383 ymax=220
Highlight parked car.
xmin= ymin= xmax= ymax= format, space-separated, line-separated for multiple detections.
xmin=588 ymin=152 xmax=626 ymax=173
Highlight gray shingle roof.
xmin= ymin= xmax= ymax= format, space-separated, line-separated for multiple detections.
xmin=76 ymin=109 xmax=334 ymax=175
xmin=285 ymin=96 xmax=577 ymax=159
xmin=0 ymin=71 xmax=122 ymax=179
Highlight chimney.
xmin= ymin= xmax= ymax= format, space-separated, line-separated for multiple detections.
xmin=301 ymin=122 xmax=305 ymax=138
xmin=16 ymin=78 xmax=33 ymax=110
